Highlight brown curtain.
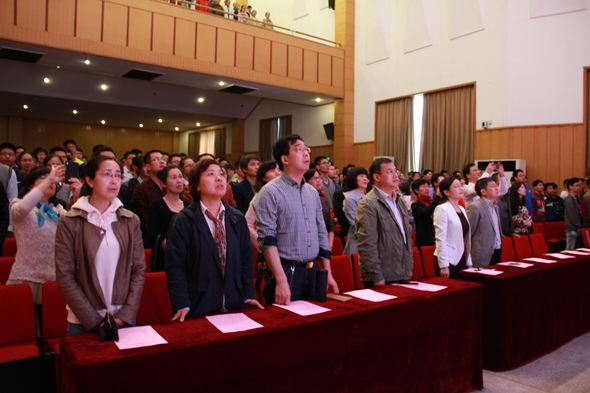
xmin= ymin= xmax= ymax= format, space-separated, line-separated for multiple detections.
xmin=259 ymin=116 xmax=292 ymax=162
xmin=213 ymin=127 xmax=226 ymax=158
xmin=421 ymin=85 xmax=474 ymax=173
xmin=188 ymin=132 xmax=200 ymax=159
xmin=376 ymin=97 xmax=414 ymax=174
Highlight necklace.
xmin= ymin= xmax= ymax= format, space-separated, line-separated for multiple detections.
xmin=164 ymin=195 xmax=183 ymax=209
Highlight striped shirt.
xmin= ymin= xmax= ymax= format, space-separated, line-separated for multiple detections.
xmin=255 ymin=171 xmax=331 ymax=261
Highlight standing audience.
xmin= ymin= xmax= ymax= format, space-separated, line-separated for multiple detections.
xmin=564 ymin=177 xmax=584 ymax=250
xmin=510 ymin=182 xmax=533 ymax=235
xmin=341 ymin=167 xmax=369 ymax=257
xmin=411 ymin=178 xmax=441 ymax=248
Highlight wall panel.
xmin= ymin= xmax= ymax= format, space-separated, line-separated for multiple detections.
xmin=288 ymin=46 xmax=303 ymax=79
xmin=102 ymin=2 xmax=128 ymax=47
xmin=254 ymin=37 xmax=271 ymax=74
xmin=303 ymin=49 xmax=318 ymax=83
xmin=318 ymin=53 xmax=332 ymax=86
xmin=216 ymin=29 xmax=235 ymax=66
xmin=354 ymin=142 xmax=375 ymax=172
xmin=196 ymin=23 xmax=216 ymax=63
xmin=175 ymin=19 xmax=196 ymax=59
xmin=47 ymin=0 xmax=76 ymax=36
xmin=76 ymin=0 xmax=102 ymax=41
xmin=16 ymin=0 xmax=46 ymax=31
xmin=235 ymin=33 xmax=254 ymax=70
xmin=271 ymin=42 xmax=287 ymax=76
xmin=0 ymin=1 xmax=15 ymax=25
xmin=152 ymin=14 xmax=175 ymax=55
xmin=128 ymin=8 xmax=152 ymax=51
xmin=332 ymin=57 xmax=344 ymax=88
xmin=309 ymin=145 xmax=334 ymax=162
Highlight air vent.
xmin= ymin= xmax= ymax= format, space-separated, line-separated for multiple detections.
xmin=219 ymin=84 xmax=259 ymax=94
xmin=0 ymin=47 xmax=44 ymax=64
xmin=121 ymin=69 xmax=164 ymax=81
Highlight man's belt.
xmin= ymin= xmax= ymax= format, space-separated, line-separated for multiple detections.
xmin=280 ymin=258 xmax=315 ymax=269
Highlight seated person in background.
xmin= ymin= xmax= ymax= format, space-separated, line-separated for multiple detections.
xmin=144 ymin=166 xmax=189 ymax=272
xmin=56 ymin=156 xmax=145 ymax=335
xmin=233 ymin=154 xmax=260 ymax=214
xmin=131 ymin=150 xmax=166 ymax=230
xmin=509 ymin=182 xmax=532 ymax=235
xmin=356 ymin=158 xmax=413 ymax=287
xmin=166 ymin=159 xmax=263 ymax=321
xmin=531 ymin=180 xmax=547 ymax=223
xmin=544 ymin=182 xmax=564 ymax=222
xmin=467 ymin=178 xmax=503 ymax=267
xmin=411 ymin=178 xmax=442 ymax=248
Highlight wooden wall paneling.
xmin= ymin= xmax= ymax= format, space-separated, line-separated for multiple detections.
xmin=76 ymin=0 xmax=103 ymax=41
xmin=287 ymin=46 xmax=303 ymax=79
xmin=309 ymin=145 xmax=334 ymax=162
xmin=235 ymin=33 xmax=254 ymax=70
xmin=196 ymin=23 xmax=216 ymax=63
xmin=271 ymin=41 xmax=287 ymax=76
xmin=318 ymin=54 xmax=332 ymax=86
xmin=499 ymin=128 xmax=510 ymax=159
xmin=152 ymin=13 xmax=175 ymax=55
xmin=47 ymin=0 xmax=76 ymax=36
xmin=175 ymin=19 xmax=196 ymax=59
xmin=574 ymin=125 xmax=587 ymax=176
xmin=546 ymin=127 xmax=561 ymax=186
xmin=303 ymin=49 xmax=318 ymax=83
xmin=534 ymin=127 xmax=548 ymax=182
xmin=128 ymin=8 xmax=152 ymax=51
xmin=216 ymin=29 xmax=235 ymax=66
xmin=102 ymin=2 xmax=128 ymax=47
xmin=332 ymin=57 xmax=344 ymax=88
xmin=253 ymin=37 xmax=271 ymax=74
xmin=353 ymin=142 xmax=375 ymax=171
xmin=0 ymin=1 xmax=15 ymax=25
xmin=16 ymin=0 xmax=46 ymax=31
xmin=559 ymin=125 xmax=574 ymax=183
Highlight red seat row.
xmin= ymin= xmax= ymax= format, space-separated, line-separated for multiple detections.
xmin=532 ymin=221 xmax=566 ymax=250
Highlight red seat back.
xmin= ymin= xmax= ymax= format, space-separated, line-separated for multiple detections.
xmin=144 ymin=249 xmax=152 ymax=273
xmin=42 ymin=281 xmax=68 ymax=339
xmin=420 ymin=246 xmax=436 ymax=278
xmin=0 ymin=284 xmax=36 ymax=346
xmin=513 ymin=235 xmax=533 ymax=260
xmin=351 ymin=254 xmax=365 ymax=290
xmin=545 ymin=222 xmax=560 ymax=240
xmin=501 ymin=236 xmax=516 ymax=262
xmin=3 ymin=238 xmax=17 ymax=257
xmin=411 ymin=232 xmax=416 ymax=247
xmin=555 ymin=221 xmax=566 ymax=238
xmin=332 ymin=237 xmax=343 ymax=256
xmin=136 ymin=272 xmax=173 ymax=326
xmin=330 ymin=255 xmax=355 ymax=294
xmin=529 ymin=234 xmax=548 ymax=257
xmin=581 ymin=228 xmax=590 ymax=248
xmin=532 ymin=223 xmax=546 ymax=238
xmin=0 ymin=256 xmax=15 ymax=285
xmin=411 ymin=248 xmax=424 ymax=280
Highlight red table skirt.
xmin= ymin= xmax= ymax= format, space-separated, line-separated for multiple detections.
xmin=460 ymin=254 xmax=590 ymax=371
xmin=60 ymin=278 xmax=483 ymax=393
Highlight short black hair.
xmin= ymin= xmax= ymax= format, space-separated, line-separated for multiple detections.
xmin=223 ymin=162 xmax=234 ymax=171
xmin=411 ymin=178 xmax=429 ymax=193
xmin=240 ymin=154 xmax=261 ymax=171
xmin=132 ymin=155 xmax=145 ymax=169
xmin=546 ymin=182 xmax=558 ymax=190
xmin=567 ymin=177 xmax=581 ymax=190
xmin=144 ymin=150 xmax=161 ymax=164
xmin=423 ymin=169 xmax=432 ymax=176
xmin=432 ymin=173 xmax=442 ymax=185
xmin=440 ymin=177 xmax=459 ymax=203
xmin=93 ymin=146 xmax=115 ymax=157
xmin=43 ymin=154 xmax=63 ymax=166
xmin=49 ymin=146 xmax=66 ymax=155
xmin=169 ymin=154 xmax=181 ymax=161
xmin=475 ymin=178 xmax=494 ymax=197
xmin=513 ymin=169 xmax=524 ymax=178
xmin=123 ymin=151 xmax=135 ymax=159
xmin=63 ymin=139 xmax=77 ymax=149
xmin=369 ymin=157 xmax=394 ymax=182
xmin=0 ymin=142 xmax=16 ymax=152
xmin=254 ymin=161 xmax=278 ymax=193
xmin=314 ymin=156 xmax=328 ymax=166
xmin=440 ymin=170 xmax=449 ymax=175
xmin=272 ymin=134 xmax=304 ymax=171
xmin=161 ymin=152 xmax=169 ymax=157
xmin=345 ymin=167 xmax=369 ymax=190
xmin=189 ymin=159 xmax=223 ymax=202
xmin=196 ymin=153 xmax=215 ymax=162
xmin=76 ymin=147 xmax=83 ymax=153
xmin=130 ymin=148 xmax=142 ymax=156
xmin=532 ymin=180 xmax=544 ymax=188
xmin=462 ymin=163 xmax=476 ymax=180
xmin=18 ymin=166 xmax=50 ymax=198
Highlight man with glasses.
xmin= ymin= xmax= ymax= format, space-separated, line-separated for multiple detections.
xmin=132 ymin=150 xmax=166 ymax=230
xmin=0 ymin=142 xmax=25 ymax=187
xmin=314 ymin=156 xmax=335 ymax=210
xmin=255 ymin=134 xmax=339 ymax=305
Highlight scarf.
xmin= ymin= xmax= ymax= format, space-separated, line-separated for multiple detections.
xmin=36 ymin=202 xmax=60 ymax=227
xmin=416 ymin=195 xmax=432 ymax=208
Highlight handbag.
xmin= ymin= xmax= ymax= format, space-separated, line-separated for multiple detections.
xmin=98 ymin=313 xmax=119 ymax=343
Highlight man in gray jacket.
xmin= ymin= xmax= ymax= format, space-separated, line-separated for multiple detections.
xmin=356 ymin=158 xmax=412 ymax=287
xmin=467 ymin=178 xmax=504 ymax=267
xmin=564 ymin=177 xmax=584 ymax=250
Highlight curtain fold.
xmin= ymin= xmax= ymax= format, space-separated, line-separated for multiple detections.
xmin=213 ymin=127 xmax=226 ymax=158
xmin=199 ymin=130 xmax=216 ymax=155
xmin=376 ymin=97 xmax=414 ymax=174
xmin=259 ymin=116 xmax=292 ymax=162
xmin=422 ymin=85 xmax=474 ymax=173
xmin=188 ymin=132 xmax=200 ymax=159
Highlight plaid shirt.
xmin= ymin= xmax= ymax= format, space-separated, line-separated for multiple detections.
xmin=255 ymin=171 xmax=331 ymax=261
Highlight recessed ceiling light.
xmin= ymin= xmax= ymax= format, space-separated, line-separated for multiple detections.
xmin=158 ymin=119 xmax=163 ymax=123
xmin=101 ymin=120 xmax=106 ymax=124
xmin=219 ymin=81 xmax=225 ymax=86
xmin=100 ymin=84 xmax=108 ymax=90
xmin=175 ymin=127 xmax=179 ymax=131
xmin=84 ymin=57 xmax=90 ymax=65
xmin=43 ymin=77 xmax=50 ymax=83
xmin=316 ymin=98 xmax=321 ymax=102
xmin=197 ymin=97 xmax=204 ymax=103
xmin=139 ymin=124 xmax=144 ymax=128
xmin=56 ymin=66 xmax=60 ymax=69
xmin=196 ymin=122 xmax=200 ymax=127
xmin=72 ymin=110 xmax=77 ymax=114
xmin=23 ymin=105 xmax=28 ymax=109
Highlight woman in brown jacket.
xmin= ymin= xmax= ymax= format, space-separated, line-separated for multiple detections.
xmin=55 ymin=156 xmax=145 ymax=335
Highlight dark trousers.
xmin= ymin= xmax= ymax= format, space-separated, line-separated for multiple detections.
xmin=434 ymin=256 xmax=467 ymax=279
xmin=490 ymin=249 xmax=502 ymax=265
xmin=263 ymin=263 xmax=317 ymax=305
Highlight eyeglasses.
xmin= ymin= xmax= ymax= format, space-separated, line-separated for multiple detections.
xmin=0 ymin=152 xmax=15 ymax=157
xmin=291 ymin=145 xmax=311 ymax=154
xmin=149 ymin=157 xmax=164 ymax=163
xmin=98 ymin=171 xmax=122 ymax=180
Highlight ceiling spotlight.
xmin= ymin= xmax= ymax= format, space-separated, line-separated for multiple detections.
xmin=23 ymin=105 xmax=28 ymax=109
xmin=43 ymin=78 xmax=50 ymax=83
xmin=158 ymin=119 xmax=163 ymax=123
xmin=196 ymin=122 xmax=200 ymax=127
xmin=56 ymin=66 xmax=60 ymax=69
xmin=219 ymin=81 xmax=225 ymax=86
xmin=197 ymin=97 xmax=204 ymax=103
xmin=101 ymin=120 xmax=106 ymax=124
xmin=316 ymin=98 xmax=321 ymax=102
xmin=100 ymin=84 xmax=108 ymax=90
xmin=84 ymin=57 xmax=90 ymax=65
xmin=139 ymin=124 xmax=144 ymax=128
xmin=175 ymin=127 xmax=179 ymax=131
xmin=72 ymin=110 xmax=78 ymax=114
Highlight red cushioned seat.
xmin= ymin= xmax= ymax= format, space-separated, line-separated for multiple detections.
xmin=529 ymin=234 xmax=549 ymax=257
xmin=420 ymin=246 xmax=436 ymax=278
xmin=332 ymin=237 xmax=343 ymax=256
xmin=532 ymin=223 xmax=546 ymax=238
xmin=581 ymin=228 xmax=590 ymax=248
xmin=0 ymin=343 xmax=39 ymax=363
xmin=411 ymin=232 xmax=416 ymax=246
xmin=555 ymin=221 xmax=566 ymax=241
xmin=0 ymin=257 xmax=15 ymax=285
xmin=513 ymin=235 xmax=533 ymax=260
xmin=501 ymin=237 xmax=516 ymax=262
xmin=411 ymin=248 xmax=424 ymax=280
xmin=42 ymin=281 xmax=68 ymax=340
xmin=3 ymin=238 xmax=16 ymax=257
xmin=351 ymin=254 xmax=364 ymax=290
xmin=330 ymin=255 xmax=355 ymax=293
xmin=144 ymin=249 xmax=152 ymax=273
xmin=136 ymin=272 xmax=173 ymax=326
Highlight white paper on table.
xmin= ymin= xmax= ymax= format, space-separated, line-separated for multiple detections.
xmin=343 ymin=289 xmax=398 ymax=302
xmin=546 ymin=253 xmax=574 ymax=259
xmin=273 ymin=301 xmax=331 ymax=316
xmin=114 ymin=325 xmax=168 ymax=350
xmin=206 ymin=313 xmax=264 ymax=333
xmin=578 ymin=248 xmax=590 ymax=252
xmin=394 ymin=281 xmax=447 ymax=292
xmin=463 ymin=267 xmax=504 ymax=275
xmin=497 ymin=262 xmax=534 ymax=268
xmin=523 ymin=257 xmax=557 ymax=264
xmin=561 ymin=250 xmax=590 ymax=256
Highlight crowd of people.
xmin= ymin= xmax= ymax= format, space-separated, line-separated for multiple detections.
xmin=0 ymin=135 xmax=586 ymax=337
xmin=170 ymin=0 xmax=275 ymax=29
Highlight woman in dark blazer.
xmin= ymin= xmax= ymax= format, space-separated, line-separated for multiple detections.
xmin=411 ymin=178 xmax=442 ymax=248
xmin=166 ymin=159 xmax=263 ymax=321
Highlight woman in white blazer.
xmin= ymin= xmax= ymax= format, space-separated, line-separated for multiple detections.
xmin=433 ymin=177 xmax=472 ymax=278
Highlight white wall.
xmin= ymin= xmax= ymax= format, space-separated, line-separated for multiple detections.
xmin=354 ymin=0 xmax=590 ymax=143
xmin=244 ymin=99 xmax=334 ymax=152
xmin=248 ymin=0 xmax=335 ymax=43
xmin=177 ymin=122 xmax=233 ymax=156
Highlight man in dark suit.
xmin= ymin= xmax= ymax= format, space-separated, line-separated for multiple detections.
xmin=233 ymin=154 xmax=260 ymax=214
